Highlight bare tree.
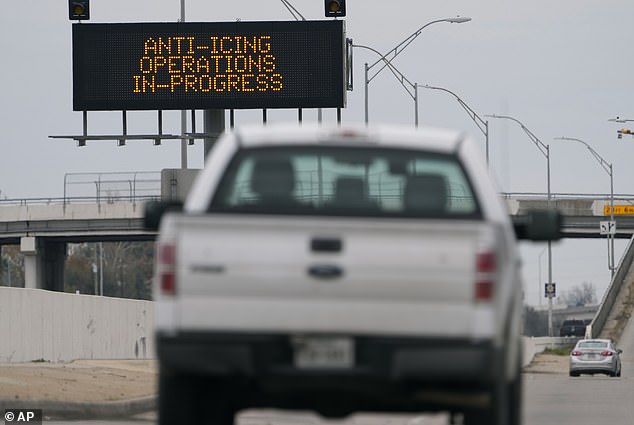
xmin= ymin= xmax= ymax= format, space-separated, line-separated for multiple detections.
xmin=558 ymin=281 xmax=597 ymax=307
xmin=1 ymin=245 xmax=24 ymax=287
xmin=64 ymin=241 xmax=154 ymax=299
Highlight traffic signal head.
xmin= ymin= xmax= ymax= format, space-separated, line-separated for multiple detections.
xmin=69 ymin=0 xmax=90 ymax=20
xmin=325 ymin=0 xmax=346 ymax=17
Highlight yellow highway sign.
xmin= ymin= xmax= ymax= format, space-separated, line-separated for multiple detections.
xmin=604 ymin=205 xmax=634 ymax=216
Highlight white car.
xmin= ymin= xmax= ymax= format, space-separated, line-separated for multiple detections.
xmin=569 ymin=339 xmax=623 ymax=377
xmin=146 ymin=123 xmax=561 ymax=425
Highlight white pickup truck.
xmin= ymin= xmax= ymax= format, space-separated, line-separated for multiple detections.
xmin=145 ymin=124 xmax=560 ymax=425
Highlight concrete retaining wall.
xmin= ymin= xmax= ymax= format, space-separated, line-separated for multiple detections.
xmin=0 ymin=287 xmax=154 ymax=363
xmin=0 ymin=286 xmax=580 ymax=366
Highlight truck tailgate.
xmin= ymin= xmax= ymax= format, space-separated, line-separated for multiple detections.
xmin=167 ymin=215 xmax=496 ymax=336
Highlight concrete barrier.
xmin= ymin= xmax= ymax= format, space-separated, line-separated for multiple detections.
xmin=0 ymin=286 xmax=580 ymax=366
xmin=0 ymin=287 xmax=154 ymax=363
xmin=591 ymin=235 xmax=634 ymax=339
xmin=522 ymin=336 xmax=578 ymax=367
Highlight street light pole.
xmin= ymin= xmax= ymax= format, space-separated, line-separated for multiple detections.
xmin=486 ymin=114 xmax=554 ymax=336
xmin=554 ymin=136 xmax=615 ymax=277
xmin=538 ymin=247 xmax=547 ymax=306
xmin=364 ymin=62 xmax=369 ymax=124
xmin=486 ymin=114 xmax=551 ymax=193
xmin=355 ymin=44 xmax=418 ymax=125
xmin=358 ymin=17 xmax=471 ymax=125
xmin=422 ymin=84 xmax=489 ymax=166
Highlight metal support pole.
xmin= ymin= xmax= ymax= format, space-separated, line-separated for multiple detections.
xmin=181 ymin=110 xmax=187 ymax=166
xmin=538 ymin=247 xmax=546 ymax=306
xmin=553 ymin=136 xmax=615 ymax=277
xmin=99 ymin=241 xmax=104 ymax=296
xmin=155 ymin=110 xmax=163 ymax=145
xmin=364 ymin=63 xmax=369 ymax=125
xmin=189 ymin=110 xmax=196 ymax=145
xmin=414 ymin=83 xmax=419 ymax=127
xmin=546 ymin=145 xmax=553 ymax=337
xmin=179 ymin=0 xmax=187 ymax=168
xmin=119 ymin=111 xmax=127 ymax=146
xmin=488 ymin=114 xmax=553 ymax=333
xmin=82 ymin=111 xmax=88 ymax=137
xmin=80 ymin=111 xmax=88 ymax=147
xmin=610 ymin=164 xmax=615 ymax=277
xmin=548 ymin=294 xmax=553 ymax=338
xmin=485 ymin=121 xmax=489 ymax=166
xmin=203 ymin=109 xmax=225 ymax=158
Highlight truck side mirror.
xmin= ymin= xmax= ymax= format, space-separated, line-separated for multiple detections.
xmin=144 ymin=200 xmax=183 ymax=230
xmin=513 ymin=209 xmax=562 ymax=241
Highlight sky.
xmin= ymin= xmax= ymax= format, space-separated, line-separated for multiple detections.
xmin=1 ymin=0 xmax=634 ymax=305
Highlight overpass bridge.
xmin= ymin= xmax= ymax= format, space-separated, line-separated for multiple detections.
xmin=2 ymin=170 xmax=634 ymax=338
xmin=2 ymin=186 xmax=634 ymax=292
xmin=504 ymin=192 xmax=634 ymax=238
xmin=3 ymin=190 xmax=634 ymax=242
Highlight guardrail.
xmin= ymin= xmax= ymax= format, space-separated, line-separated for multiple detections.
xmin=522 ymin=336 xmax=579 ymax=367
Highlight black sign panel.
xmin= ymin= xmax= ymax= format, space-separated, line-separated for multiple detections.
xmin=72 ymin=21 xmax=345 ymax=111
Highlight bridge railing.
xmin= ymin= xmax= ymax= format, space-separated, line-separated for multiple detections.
xmin=0 ymin=172 xmax=162 ymax=211
xmin=63 ymin=171 xmax=161 ymax=207
xmin=501 ymin=192 xmax=634 ymax=202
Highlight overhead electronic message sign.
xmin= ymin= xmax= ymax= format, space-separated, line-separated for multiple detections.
xmin=72 ymin=21 xmax=345 ymax=111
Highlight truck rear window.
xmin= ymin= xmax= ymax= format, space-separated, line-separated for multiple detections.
xmin=210 ymin=146 xmax=482 ymax=218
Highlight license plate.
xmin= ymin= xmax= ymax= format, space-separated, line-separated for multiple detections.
xmin=293 ymin=336 xmax=354 ymax=369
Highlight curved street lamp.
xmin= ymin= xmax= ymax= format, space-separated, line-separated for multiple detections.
xmin=486 ymin=114 xmax=555 ymax=336
xmin=421 ymin=84 xmax=489 ymax=165
xmin=353 ymin=44 xmax=419 ymax=126
xmin=360 ymin=16 xmax=471 ymax=125
xmin=554 ymin=136 xmax=615 ymax=277
xmin=485 ymin=114 xmax=551 ymax=194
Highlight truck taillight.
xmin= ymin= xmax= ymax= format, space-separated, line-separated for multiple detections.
xmin=475 ymin=251 xmax=496 ymax=302
xmin=158 ymin=243 xmax=176 ymax=296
